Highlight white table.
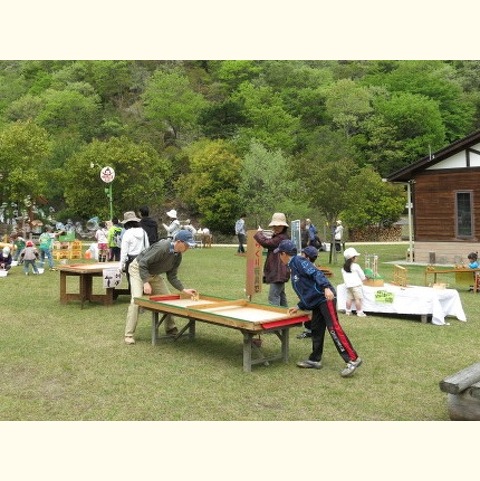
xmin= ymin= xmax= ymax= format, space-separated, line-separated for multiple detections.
xmin=336 ymin=283 xmax=467 ymax=326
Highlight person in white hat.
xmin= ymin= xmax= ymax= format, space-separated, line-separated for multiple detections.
xmin=162 ymin=209 xmax=181 ymax=239
xmin=119 ymin=211 xmax=150 ymax=291
xmin=253 ymin=212 xmax=290 ymax=307
xmin=124 ymin=229 xmax=197 ymax=345
xmin=341 ymin=247 xmax=367 ymax=317
xmin=334 ymin=220 xmax=344 ymax=252
xmin=0 ymin=246 xmax=12 ymax=271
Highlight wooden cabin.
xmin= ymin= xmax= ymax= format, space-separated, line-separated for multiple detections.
xmin=387 ymin=129 xmax=480 ymax=264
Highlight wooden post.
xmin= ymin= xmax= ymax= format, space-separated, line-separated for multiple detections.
xmin=245 ymin=230 xmax=263 ymax=300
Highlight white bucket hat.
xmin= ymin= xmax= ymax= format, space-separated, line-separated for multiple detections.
xmin=344 ymin=247 xmax=361 ymax=260
xmin=268 ymin=212 xmax=289 ymax=227
xmin=166 ymin=209 xmax=177 ymax=219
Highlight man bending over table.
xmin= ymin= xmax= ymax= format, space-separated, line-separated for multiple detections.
xmin=124 ymin=230 xmax=198 ymax=345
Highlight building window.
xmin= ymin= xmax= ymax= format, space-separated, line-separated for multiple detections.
xmin=456 ymin=191 xmax=473 ymax=238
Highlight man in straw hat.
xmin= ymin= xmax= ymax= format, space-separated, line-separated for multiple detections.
xmin=253 ymin=212 xmax=290 ymax=307
xmin=119 ymin=211 xmax=150 ymax=292
xmin=124 ymin=228 xmax=197 ymax=345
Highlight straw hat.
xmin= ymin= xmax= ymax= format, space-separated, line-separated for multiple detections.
xmin=166 ymin=209 xmax=177 ymax=219
xmin=120 ymin=211 xmax=141 ymax=224
xmin=268 ymin=212 xmax=289 ymax=227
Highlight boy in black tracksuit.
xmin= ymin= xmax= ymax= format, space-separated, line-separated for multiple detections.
xmin=275 ymin=239 xmax=362 ymax=377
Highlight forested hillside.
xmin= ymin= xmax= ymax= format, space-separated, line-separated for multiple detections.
xmin=1 ymin=60 xmax=479 ymax=235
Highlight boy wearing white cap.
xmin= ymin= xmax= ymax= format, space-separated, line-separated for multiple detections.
xmin=341 ymin=247 xmax=367 ymax=317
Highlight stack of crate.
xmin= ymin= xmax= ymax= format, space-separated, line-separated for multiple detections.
xmin=52 ymin=240 xmax=83 ymax=260
xmin=70 ymin=240 xmax=83 ymax=260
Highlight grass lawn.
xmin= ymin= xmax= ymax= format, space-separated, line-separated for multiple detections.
xmin=1 ymin=242 xmax=479 ymax=421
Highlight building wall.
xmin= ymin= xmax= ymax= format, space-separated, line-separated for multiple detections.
xmin=413 ymin=169 xmax=480 ymax=242
xmin=413 ymin=241 xmax=479 ymax=265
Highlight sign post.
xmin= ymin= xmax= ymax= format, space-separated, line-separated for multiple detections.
xmin=245 ymin=230 xmax=263 ymax=300
xmin=100 ymin=166 xmax=115 ymax=220
xmin=291 ymin=219 xmax=301 ymax=253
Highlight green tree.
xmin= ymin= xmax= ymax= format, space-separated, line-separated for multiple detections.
xmin=142 ymin=69 xmax=208 ymax=143
xmin=62 ymin=137 xmax=172 ymax=220
xmin=174 ymin=139 xmax=242 ymax=233
xmin=0 ymin=120 xmax=52 ymax=223
xmin=296 ymin=157 xmax=357 ymax=232
xmin=4 ymin=94 xmax=43 ymax=122
xmin=324 ymin=78 xmax=373 ymax=137
xmin=238 ymin=140 xmax=305 ymax=226
xmin=359 ymin=91 xmax=446 ymax=176
xmin=231 ymin=82 xmax=300 ymax=154
xmin=362 ymin=60 xmax=475 ymax=142
xmin=343 ymin=166 xmax=405 ymax=228
xmin=36 ymin=88 xmax=102 ymax=141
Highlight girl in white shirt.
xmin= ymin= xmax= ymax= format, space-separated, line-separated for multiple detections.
xmin=341 ymin=247 xmax=367 ymax=317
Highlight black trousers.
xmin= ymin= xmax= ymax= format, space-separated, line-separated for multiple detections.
xmin=309 ymin=299 xmax=358 ymax=364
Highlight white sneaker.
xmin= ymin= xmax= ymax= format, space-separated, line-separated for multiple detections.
xmin=357 ymin=312 xmax=367 ymax=317
xmin=124 ymin=336 xmax=135 ymax=345
xmin=345 ymin=311 xmax=351 ymax=316
xmin=341 ymin=357 xmax=363 ymax=377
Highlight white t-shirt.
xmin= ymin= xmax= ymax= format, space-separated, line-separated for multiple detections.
xmin=341 ymin=263 xmax=366 ymax=288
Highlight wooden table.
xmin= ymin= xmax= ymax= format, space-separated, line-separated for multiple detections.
xmin=424 ymin=267 xmax=480 ymax=289
xmin=58 ymin=262 xmax=130 ymax=308
xmin=134 ymin=294 xmax=310 ymax=372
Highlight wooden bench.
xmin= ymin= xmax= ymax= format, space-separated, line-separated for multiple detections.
xmin=439 ymin=362 xmax=480 ymax=420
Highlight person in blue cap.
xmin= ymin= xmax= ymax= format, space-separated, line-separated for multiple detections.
xmin=124 ymin=229 xmax=198 ymax=345
xmin=275 ymin=239 xmax=363 ymax=377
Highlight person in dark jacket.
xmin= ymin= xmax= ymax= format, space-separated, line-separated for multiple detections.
xmin=0 ymin=246 xmax=13 ymax=271
xmin=276 ymin=239 xmax=363 ymax=377
xmin=138 ymin=205 xmax=159 ymax=244
xmin=253 ymin=212 xmax=290 ymax=307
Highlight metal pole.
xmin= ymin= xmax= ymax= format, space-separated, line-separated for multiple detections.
xmin=108 ymin=183 xmax=113 ymax=220
xmin=407 ymin=181 xmax=414 ymax=262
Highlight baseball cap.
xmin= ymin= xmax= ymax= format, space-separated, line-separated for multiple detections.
xmin=344 ymin=247 xmax=361 ymax=260
xmin=273 ymin=239 xmax=297 ymax=255
xmin=302 ymin=245 xmax=318 ymax=259
xmin=174 ymin=230 xmax=196 ymax=247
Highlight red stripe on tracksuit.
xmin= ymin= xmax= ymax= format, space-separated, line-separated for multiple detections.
xmin=325 ymin=299 xmax=358 ymax=363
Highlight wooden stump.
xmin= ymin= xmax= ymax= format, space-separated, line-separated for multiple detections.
xmin=448 ymin=391 xmax=480 ymax=421
xmin=440 ymin=363 xmax=480 ymax=420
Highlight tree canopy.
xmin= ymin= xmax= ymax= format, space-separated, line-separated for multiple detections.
xmin=1 ymin=60 xmax=478 ymax=235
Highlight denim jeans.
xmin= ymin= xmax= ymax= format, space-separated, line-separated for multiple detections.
xmin=39 ymin=247 xmax=54 ymax=268
xmin=268 ymin=282 xmax=288 ymax=307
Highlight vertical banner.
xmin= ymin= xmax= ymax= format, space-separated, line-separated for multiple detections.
xmin=291 ymin=219 xmax=301 ymax=253
xmin=246 ymin=230 xmax=263 ymax=299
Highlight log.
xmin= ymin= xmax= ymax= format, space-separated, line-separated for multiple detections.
xmin=439 ymin=362 xmax=480 ymax=394
xmin=470 ymin=381 xmax=480 ymax=400
xmin=447 ymin=392 xmax=480 ymax=421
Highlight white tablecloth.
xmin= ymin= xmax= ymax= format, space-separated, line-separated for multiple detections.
xmin=336 ymin=283 xmax=467 ymax=326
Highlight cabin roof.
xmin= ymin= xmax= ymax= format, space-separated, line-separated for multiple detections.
xmin=386 ymin=128 xmax=480 ymax=182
